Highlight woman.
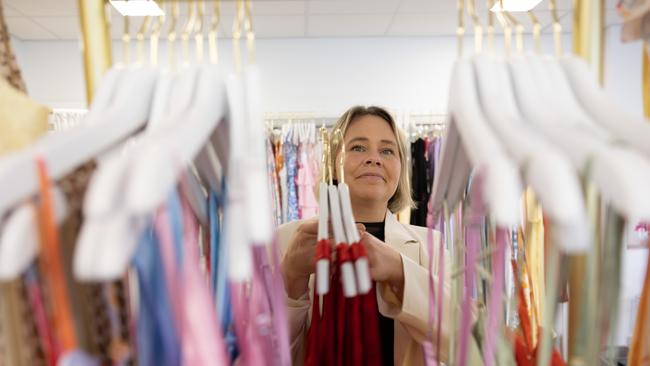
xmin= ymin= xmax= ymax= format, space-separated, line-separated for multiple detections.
xmin=278 ymin=106 xmax=450 ymax=366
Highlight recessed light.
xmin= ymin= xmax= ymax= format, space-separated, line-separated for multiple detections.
xmin=109 ymin=0 xmax=164 ymax=17
xmin=490 ymin=0 xmax=543 ymax=12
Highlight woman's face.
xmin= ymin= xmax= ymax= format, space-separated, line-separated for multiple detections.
xmin=337 ymin=115 xmax=401 ymax=210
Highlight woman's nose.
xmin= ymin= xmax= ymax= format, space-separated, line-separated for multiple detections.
xmin=364 ymin=155 xmax=382 ymax=166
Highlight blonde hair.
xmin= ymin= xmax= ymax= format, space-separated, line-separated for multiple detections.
xmin=329 ymin=105 xmax=414 ymax=214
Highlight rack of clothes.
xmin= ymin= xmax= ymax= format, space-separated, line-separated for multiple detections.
xmin=267 ymin=120 xmax=322 ymax=226
xmin=423 ymin=1 xmax=650 ymax=365
xmin=402 ymin=121 xmax=446 ymax=227
xmin=0 ymin=0 xmax=291 ymax=365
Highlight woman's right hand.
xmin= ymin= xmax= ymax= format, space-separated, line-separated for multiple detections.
xmin=281 ymin=219 xmax=319 ymax=299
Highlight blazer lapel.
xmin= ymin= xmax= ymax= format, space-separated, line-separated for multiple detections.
xmin=384 ymin=211 xmax=421 ymax=263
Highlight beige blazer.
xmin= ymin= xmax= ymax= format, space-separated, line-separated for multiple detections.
xmin=277 ymin=211 xmax=467 ymax=366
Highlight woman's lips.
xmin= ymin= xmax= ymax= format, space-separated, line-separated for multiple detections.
xmin=357 ymin=173 xmax=386 ymax=182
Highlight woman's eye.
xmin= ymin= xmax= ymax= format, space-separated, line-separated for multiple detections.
xmin=350 ymin=145 xmax=366 ymax=152
xmin=381 ymin=149 xmax=395 ymax=155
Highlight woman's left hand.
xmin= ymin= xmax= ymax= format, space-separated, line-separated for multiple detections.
xmin=359 ymin=232 xmax=405 ymax=299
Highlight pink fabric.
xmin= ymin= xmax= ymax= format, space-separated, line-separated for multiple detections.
xmin=457 ymin=175 xmax=486 ymax=366
xmin=424 ymin=214 xmax=438 ymax=366
xmin=297 ymin=144 xmax=319 ymax=219
xmin=268 ymin=237 xmax=292 ymax=366
xmin=26 ymin=274 xmax=58 ymax=366
xmin=482 ymin=228 xmax=507 ymax=366
xmin=436 ymin=219 xmax=445 ymax=364
xmin=154 ymin=193 xmax=228 ymax=366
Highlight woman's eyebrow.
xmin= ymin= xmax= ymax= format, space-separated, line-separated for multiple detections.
xmin=347 ymin=137 xmax=369 ymax=144
xmin=380 ymin=140 xmax=397 ymax=146
xmin=347 ymin=137 xmax=397 ymax=146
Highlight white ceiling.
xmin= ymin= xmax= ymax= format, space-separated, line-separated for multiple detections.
xmin=4 ymin=0 xmax=623 ymax=41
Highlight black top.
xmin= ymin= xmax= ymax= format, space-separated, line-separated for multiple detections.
xmin=410 ymin=138 xmax=429 ymax=227
xmin=358 ymin=221 xmax=394 ymax=366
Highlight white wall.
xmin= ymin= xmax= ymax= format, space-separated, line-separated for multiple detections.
xmin=12 ymin=28 xmax=643 ymax=116
xmin=10 ymin=27 xmax=649 ymax=346
xmin=12 ymin=33 xmax=575 ymax=114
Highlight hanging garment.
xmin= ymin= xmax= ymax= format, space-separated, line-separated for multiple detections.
xmin=34 ymin=158 xmax=78 ymax=358
xmin=284 ymin=137 xmax=300 ymax=222
xmin=628 ymin=249 xmax=650 ymax=365
xmin=0 ymin=0 xmax=26 ymax=92
xmin=410 ymin=138 xmax=429 ymax=227
xmin=523 ymin=189 xmax=544 ymax=341
xmin=132 ymin=226 xmax=181 ymax=366
xmin=278 ymin=139 xmax=290 ymax=223
xmin=304 ymin=237 xmax=334 ymax=366
xmin=0 ymin=276 xmax=46 ymax=366
xmin=297 ymin=143 xmax=319 ymax=220
xmin=268 ymin=138 xmax=283 ymax=226
xmin=56 ymin=161 xmax=131 ymax=365
xmin=0 ymin=78 xmax=49 ymax=155
xmin=278 ymin=211 xmax=450 ymax=366
xmin=361 ymin=222 xmax=392 ymax=366
xmin=0 ymin=6 xmax=48 ymax=156
xmin=511 ymin=255 xmax=566 ymax=366
xmin=208 ymin=189 xmax=239 ymax=362
xmin=155 ymin=191 xmax=228 ymax=366
xmin=427 ymin=136 xmax=442 ymax=194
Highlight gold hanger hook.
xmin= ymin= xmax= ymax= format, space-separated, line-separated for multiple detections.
xmin=319 ymin=126 xmax=330 ymax=184
xmin=181 ymin=0 xmax=196 ymax=62
xmin=233 ymin=0 xmax=244 ymax=73
xmin=487 ymin=0 xmax=495 ymax=52
xmin=208 ymin=0 xmax=221 ymax=64
xmin=122 ymin=16 xmax=131 ymax=64
xmin=244 ymin=0 xmax=256 ymax=64
xmin=195 ymin=0 xmax=205 ymax=62
xmin=549 ymin=0 xmax=563 ymax=56
xmin=150 ymin=1 xmax=166 ymax=65
xmin=504 ymin=11 xmax=524 ymax=54
xmin=333 ymin=129 xmax=345 ymax=185
xmin=457 ymin=0 xmax=465 ymax=58
xmin=494 ymin=10 xmax=512 ymax=56
xmin=167 ymin=0 xmax=179 ymax=69
xmin=466 ymin=0 xmax=483 ymax=54
xmin=136 ymin=16 xmax=152 ymax=64
xmin=527 ymin=10 xmax=541 ymax=54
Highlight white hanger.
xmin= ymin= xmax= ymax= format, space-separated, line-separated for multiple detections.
xmin=0 ymin=186 xmax=68 ymax=280
xmin=75 ymin=64 xmax=227 ymax=281
xmin=126 ymin=64 xmax=225 ymax=216
xmin=338 ymin=183 xmax=372 ymax=295
xmin=316 ymin=181 xmax=330 ymax=295
xmin=74 ymin=65 xmax=213 ymax=280
xmin=472 ymin=55 xmax=589 ymax=252
xmin=507 ymin=56 xmax=650 ymax=220
xmin=328 ymin=184 xmax=357 ymax=298
xmin=243 ymin=64 xmax=273 ymax=246
xmin=431 ymin=59 xmax=523 ymax=227
xmin=225 ymin=72 xmax=253 ymax=281
xmin=0 ymin=65 xmax=157 ymax=220
xmin=559 ymin=56 xmax=650 ymax=158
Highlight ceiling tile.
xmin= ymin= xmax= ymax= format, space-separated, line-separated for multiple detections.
xmin=398 ymin=0 xmax=454 ymax=14
xmin=388 ymin=13 xmax=455 ymax=36
xmin=31 ymin=16 xmax=81 ymax=40
xmin=3 ymin=4 xmax=22 ymax=16
xmin=5 ymin=17 xmax=58 ymax=40
xmin=5 ymin=0 xmax=77 ymax=17
xmin=169 ymin=1 xmax=305 ymax=16
xmin=308 ymin=1 xmax=400 ymax=15
xmin=307 ymin=14 xmax=392 ymax=36
xmin=253 ymin=15 xmax=305 ymax=37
